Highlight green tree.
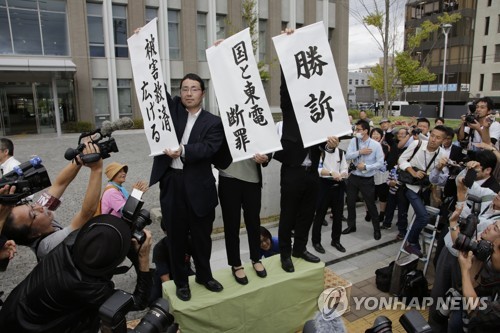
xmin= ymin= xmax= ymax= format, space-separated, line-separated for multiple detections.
xmin=395 ymin=51 xmax=436 ymax=100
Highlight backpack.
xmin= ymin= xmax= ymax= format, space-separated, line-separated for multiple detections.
xmin=375 ymin=261 xmax=395 ymax=292
xmin=94 ymin=184 xmax=120 ymax=216
xmin=399 ymin=270 xmax=429 ymax=306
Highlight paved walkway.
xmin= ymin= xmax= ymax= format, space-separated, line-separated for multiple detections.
xmin=1 ymin=130 xmax=435 ymax=332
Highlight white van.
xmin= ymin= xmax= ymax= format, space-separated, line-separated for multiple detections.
xmin=390 ymin=101 xmax=409 ymax=117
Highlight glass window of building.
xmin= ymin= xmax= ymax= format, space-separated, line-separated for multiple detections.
xmin=349 ymin=79 xmax=352 ymax=84
xmin=0 ymin=0 xmax=67 ymax=55
xmin=113 ymin=4 xmax=128 ymax=58
xmin=492 ymin=74 xmax=500 ymax=91
xmin=495 ymin=44 xmax=500 ymax=63
xmin=92 ymin=79 xmax=109 ymax=126
xmin=197 ymin=12 xmax=207 ymax=61
xmin=170 ymin=79 xmax=181 ymax=99
xmin=168 ymin=10 xmax=181 ymax=60
xmin=485 ymin=17 xmax=490 ymax=35
xmin=259 ymin=19 xmax=267 ymax=61
xmin=117 ymin=79 xmax=132 ymax=116
xmin=479 ymin=74 xmax=484 ymax=91
xmin=361 ymin=79 xmax=365 ymax=85
xmin=355 ymin=79 xmax=359 ymax=85
xmin=482 ymin=46 xmax=487 ymax=64
xmin=146 ymin=7 xmax=158 ymax=23
xmin=87 ymin=2 xmax=105 ymax=57
xmin=216 ymin=14 xmax=226 ymax=40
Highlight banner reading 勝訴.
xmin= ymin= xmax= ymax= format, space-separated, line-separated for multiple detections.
xmin=206 ymin=29 xmax=282 ymax=162
xmin=272 ymin=22 xmax=352 ymax=147
xmin=127 ymin=18 xmax=179 ymax=156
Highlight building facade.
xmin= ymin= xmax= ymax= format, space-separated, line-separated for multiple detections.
xmin=403 ymin=0 xmax=476 ymax=109
xmin=0 ymin=0 xmax=348 ymax=136
xmin=469 ymin=0 xmax=500 ymax=103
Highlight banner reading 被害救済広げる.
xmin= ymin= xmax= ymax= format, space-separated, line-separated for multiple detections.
xmin=128 ymin=18 xmax=179 ymax=156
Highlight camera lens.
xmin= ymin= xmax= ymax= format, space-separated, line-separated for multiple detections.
xmin=133 ymin=298 xmax=174 ymax=333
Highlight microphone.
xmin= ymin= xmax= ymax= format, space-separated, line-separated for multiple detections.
xmin=100 ymin=117 xmax=134 ymax=136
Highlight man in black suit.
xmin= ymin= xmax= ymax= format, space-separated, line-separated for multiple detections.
xmin=274 ymin=70 xmax=339 ymax=273
xmin=150 ymin=73 xmax=227 ymax=301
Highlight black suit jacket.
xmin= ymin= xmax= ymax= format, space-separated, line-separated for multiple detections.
xmin=149 ymin=94 xmax=227 ymax=217
xmin=273 ymin=70 xmax=322 ymax=168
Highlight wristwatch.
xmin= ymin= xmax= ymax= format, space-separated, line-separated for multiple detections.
xmin=449 ymin=224 xmax=459 ymax=231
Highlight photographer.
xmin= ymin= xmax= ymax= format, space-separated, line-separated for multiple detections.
xmin=1 ymin=142 xmax=103 ymax=260
xmin=458 ymin=235 xmax=500 ymax=333
xmin=0 ymin=185 xmax=17 ymax=268
xmin=398 ymin=125 xmax=447 ymax=257
xmin=0 ymin=215 xmax=153 ymax=332
xmin=458 ymin=97 xmax=500 ymax=151
xmin=429 ymin=173 xmax=499 ymax=332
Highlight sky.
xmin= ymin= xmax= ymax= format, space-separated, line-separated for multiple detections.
xmin=347 ymin=0 xmax=405 ymax=71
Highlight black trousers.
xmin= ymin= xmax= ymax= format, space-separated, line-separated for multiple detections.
xmin=346 ymin=174 xmax=380 ymax=231
xmin=218 ymin=176 xmax=262 ymax=266
xmin=159 ymin=171 xmax=215 ymax=287
xmin=311 ymin=178 xmax=345 ymax=244
xmin=278 ymin=165 xmax=319 ymax=257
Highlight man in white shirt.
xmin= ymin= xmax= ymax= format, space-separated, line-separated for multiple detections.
xmin=311 ymin=147 xmax=349 ymax=254
xmin=458 ymin=97 xmax=500 ymax=151
xmin=0 ymin=138 xmax=20 ymax=176
xmin=398 ymin=125 xmax=448 ymax=257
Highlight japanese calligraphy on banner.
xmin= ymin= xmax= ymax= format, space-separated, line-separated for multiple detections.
xmin=127 ymin=18 xmax=178 ymax=156
xmin=272 ymin=22 xmax=352 ymax=147
xmin=206 ymin=29 xmax=282 ymax=162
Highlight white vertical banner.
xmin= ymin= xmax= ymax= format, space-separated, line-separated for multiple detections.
xmin=272 ymin=22 xmax=352 ymax=147
xmin=206 ymin=28 xmax=282 ymax=162
xmin=127 ymin=18 xmax=179 ymax=156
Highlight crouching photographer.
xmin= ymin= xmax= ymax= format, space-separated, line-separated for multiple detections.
xmin=457 ymin=226 xmax=500 ymax=333
xmin=0 ymin=209 xmax=153 ymax=333
xmin=429 ymin=183 xmax=500 ymax=332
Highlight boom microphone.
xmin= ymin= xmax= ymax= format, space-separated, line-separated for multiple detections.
xmin=101 ymin=117 xmax=134 ymax=137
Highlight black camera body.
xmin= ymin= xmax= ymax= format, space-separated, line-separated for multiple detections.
xmin=64 ymin=129 xmax=119 ymax=164
xmin=464 ymin=113 xmax=478 ymax=125
xmin=411 ymin=127 xmax=422 ymax=136
xmin=453 ymin=195 xmax=493 ymax=262
xmin=0 ymin=156 xmax=51 ymax=204
xmin=99 ymin=290 xmax=174 ymax=333
xmin=121 ymin=195 xmax=152 ymax=245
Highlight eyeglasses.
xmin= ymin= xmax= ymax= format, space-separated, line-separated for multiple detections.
xmin=25 ymin=202 xmax=39 ymax=230
xmin=180 ymin=87 xmax=202 ymax=93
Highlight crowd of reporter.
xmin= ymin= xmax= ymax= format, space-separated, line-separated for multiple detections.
xmin=0 ymin=94 xmax=498 ymax=332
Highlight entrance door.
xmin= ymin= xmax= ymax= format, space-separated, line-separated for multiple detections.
xmin=35 ymin=83 xmax=56 ymax=134
xmin=2 ymin=84 xmax=38 ymax=135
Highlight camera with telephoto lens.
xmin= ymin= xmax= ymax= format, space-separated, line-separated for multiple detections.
xmin=121 ymin=194 xmax=152 ymax=245
xmin=432 ymin=287 xmax=462 ymax=324
xmin=0 ymin=156 xmax=51 ymax=205
xmin=453 ymin=195 xmax=493 ymax=262
xmin=99 ymin=290 xmax=174 ymax=333
xmin=64 ymin=128 xmax=119 ymax=164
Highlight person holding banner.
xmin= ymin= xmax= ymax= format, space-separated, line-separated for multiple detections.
xmin=218 ymin=153 xmax=271 ymax=285
xmin=149 ymin=73 xmax=228 ymax=302
xmin=342 ymin=119 xmax=385 ymax=240
xmin=274 ymin=69 xmax=340 ymax=273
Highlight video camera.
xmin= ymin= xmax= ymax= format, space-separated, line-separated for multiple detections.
xmin=0 ymin=156 xmax=51 ymax=205
xmin=99 ymin=290 xmax=174 ymax=333
xmin=64 ymin=128 xmax=119 ymax=164
xmin=64 ymin=118 xmax=134 ymax=164
xmin=121 ymin=191 xmax=152 ymax=245
xmin=411 ymin=127 xmax=422 ymax=136
xmin=366 ymin=310 xmax=432 ymax=333
xmin=453 ymin=194 xmax=493 ymax=262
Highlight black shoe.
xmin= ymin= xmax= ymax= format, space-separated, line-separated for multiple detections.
xmin=231 ymin=267 xmax=248 ymax=285
xmin=378 ymin=212 xmax=385 ymax=223
xmin=364 ymin=212 xmax=371 ymax=222
xmin=381 ymin=224 xmax=392 ymax=230
xmin=252 ymin=260 xmax=267 ymax=278
xmin=313 ymin=243 xmax=326 ymax=254
xmin=322 ymin=219 xmax=328 ymax=226
xmin=342 ymin=226 xmax=356 ymax=234
xmin=176 ymin=285 xmax=191 ymax=301
xmin=331 ymin=241 xmax=346 ymax=253
xmin=293 ymin=250 xmax=321 ymax=263
xmin=374 ymin=230 xmax=381 ymax=240
xmin=281 ymin=256 xmax=295 ymax=273
xmin=195 ymin=278 xmax=224 ymax=292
